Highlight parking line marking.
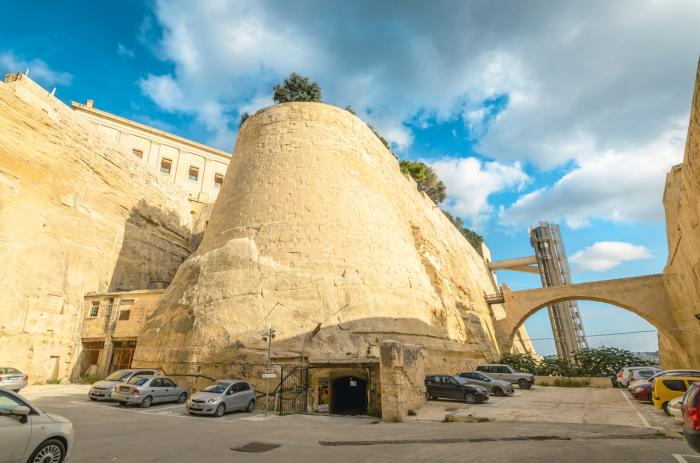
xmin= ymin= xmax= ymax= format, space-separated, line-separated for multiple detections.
xmin=672 ymin=454 xmax=688 ymax=463
xmin=619 ymin=391 xmax=652 ymax=429
xmin=151 ymin=404 xmax=185 ymax=411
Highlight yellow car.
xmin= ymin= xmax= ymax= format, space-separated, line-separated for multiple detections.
xmin=651 ymin=376 xmax=698 ymax=414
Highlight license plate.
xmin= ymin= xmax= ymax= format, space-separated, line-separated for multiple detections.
xmin=93 ymin=393 xmax=104 ymax=397
xmin=190 ymin=405 xmax=200 ymax=410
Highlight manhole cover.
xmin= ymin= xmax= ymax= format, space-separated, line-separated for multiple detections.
xmin=232 ymin=442 xmax=281 ymax=453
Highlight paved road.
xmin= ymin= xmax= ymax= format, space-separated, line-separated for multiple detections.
xmin=19 ymin=385 xmax=700 ymax=463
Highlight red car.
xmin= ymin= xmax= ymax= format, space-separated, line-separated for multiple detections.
xmin=683 ymin=382 xmax=700 ymax=453
xmin=631 ymin=382 xmax=652 ymax=402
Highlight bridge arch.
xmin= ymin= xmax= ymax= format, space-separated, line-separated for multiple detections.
xmin=495 ymin=274 xmax=686 ymax=366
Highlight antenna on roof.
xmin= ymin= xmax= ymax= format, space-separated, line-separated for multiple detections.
xmin=24 ymin=68 xmax=29 ymax=76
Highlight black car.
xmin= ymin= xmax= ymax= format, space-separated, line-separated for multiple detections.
xmin=425 ymin=375 xmax=489 ymax=404
xmin=682 ymin=382 xmax=700 ymax=453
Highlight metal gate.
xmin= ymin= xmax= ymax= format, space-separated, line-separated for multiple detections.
xmin=277 ymin=365 xmax=309 ymax=415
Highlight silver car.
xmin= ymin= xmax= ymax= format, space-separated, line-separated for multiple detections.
xmin=0 ymin=367 xmax=28 ymax=392
xmin=111 ymin=375 xmax=188 ymax=408
xmin=88 ymin=368 xmax=161 ymax=401
xmin=457 ymin=371 xmax=514 ymax=396
xmin=187 ymin=379 xmax=256 ymax=417
xmin=0 ymin=387 xmax=74 ymax=463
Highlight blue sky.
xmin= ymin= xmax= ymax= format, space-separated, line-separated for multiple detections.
xmin=3 ymin=1 xmax=699 ymax=356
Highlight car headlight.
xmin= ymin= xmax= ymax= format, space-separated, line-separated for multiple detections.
xmin=207 ymin=397 xmax=219 ymax=404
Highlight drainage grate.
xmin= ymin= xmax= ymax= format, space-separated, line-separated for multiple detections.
xmin=319 ymin=433 xmax=667 ymax=447
xmin=232 ymin=442 xmax=281 ymax=453
xmin=444 ymin=407 xmax=460 ymax=412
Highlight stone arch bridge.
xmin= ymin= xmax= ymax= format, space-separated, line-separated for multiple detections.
xmin=493 ymin=274 xmax=684 ymax=361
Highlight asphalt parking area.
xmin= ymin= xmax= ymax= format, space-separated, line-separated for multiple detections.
xmin=17 ymin=385 xmax=697 ymax=462
xmin=71 ymin=397 xmax=266 ymax=422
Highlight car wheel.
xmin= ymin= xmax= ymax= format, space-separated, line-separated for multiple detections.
xmin=246 ymin=400 xmax=255 ymax=413
xmin=140 ymin=395 xmax=153 ymax=408
xmin=518 ymin=379 xmax=532 ymax=389
xmin=464 ymin=392 xmax=477 ymax=404
xmin=214 ymin=403 xmax=226 ymax=417
xmin=118 ymin=401 xmax=127 ymax=406
xmin=662 ymin=401 xmax=670 ymax=415
xmin=425 ymin=391 xmax=433 ymax=400
xmin=89 ymin=397 xmax=97 ymax=401
xmin=28 ymin=438 xmax=65 ymax=463
xmin=177 ymin=392 xmax=188 ymax=404
xmin=493 ymin=387 xmax=504 ymax=397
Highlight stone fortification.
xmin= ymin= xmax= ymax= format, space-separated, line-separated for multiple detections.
xmin=662 ymin=59 xmax=700 ymax=368
xmin=134 ymin=102 xmax=527 ymax=378
xmin=0 ymin=74 xmax=194 ymax=382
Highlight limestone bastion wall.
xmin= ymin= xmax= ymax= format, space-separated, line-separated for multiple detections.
xmin=662 ymin=59 xmax=700 ymax=368
xmin=0 ymin=74 xmax=195 ymax=382
xmin=133 ymin=102 xmax=528 ymax=379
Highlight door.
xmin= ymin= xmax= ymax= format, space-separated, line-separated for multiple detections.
xmin=0 ymin=391 xmax=31 ymax=463
xmin=442 ymin=376 xmax=462 ymax=400
xmin=228 ymin=382 xmax=247 ymax=410
xmin=160 ymin=378 xmax=178 ymax=402
xmin=148 ymin=378 xmax=165 ymax=403
xmin=426 ymin=376 xmax=443 ymax=398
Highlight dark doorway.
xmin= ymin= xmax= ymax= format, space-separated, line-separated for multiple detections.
xmin=330 ymin=376 xmax=367 ymax=415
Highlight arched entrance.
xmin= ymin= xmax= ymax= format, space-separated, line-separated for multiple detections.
xmin=330 ymin=376 xmax=368 ymax=415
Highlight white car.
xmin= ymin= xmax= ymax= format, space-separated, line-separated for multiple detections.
xmin=0 ymin=387 xmax=74 ymax=463
xmin=668 ymin=396 xmax=684 ymax=422
xmin=617 ymin=366 xmax=653 ymax=387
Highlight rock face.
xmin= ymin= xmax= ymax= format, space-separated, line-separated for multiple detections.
xmin=134 ymin=102 xmax=525 ymax=376
xmin=662 ymin=59 xmax=700 ymax=368
xmin=0 ymin=75 xmax=194 ymax=382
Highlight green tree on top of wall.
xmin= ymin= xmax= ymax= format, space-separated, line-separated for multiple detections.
xmin=441 ymin=210 xmax=484 ymax=248
xmin=273 ymin=73 xmax=322 ymax=103
xmin=399 ymin=160 xmax=447 ymax=204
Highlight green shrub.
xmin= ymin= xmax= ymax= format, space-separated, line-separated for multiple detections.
xmin=407 ymin=409 xmax=417 ymax=416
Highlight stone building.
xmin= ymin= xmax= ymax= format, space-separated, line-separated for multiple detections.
xmin=71 ymin=101 xmax=230 ymax=204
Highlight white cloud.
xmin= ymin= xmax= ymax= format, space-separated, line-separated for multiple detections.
xmin=431 ymin=157 xmax=530 ymax=228
xmin=499 ymin=127 xmax=685 ymax=229
xmin=117 ymin=43 xmax=135 ymax=58
xmin=138 ymin=0 xmax=700 ymax=213
xmin=0 ymin=51 xmax=72 ymax=87
xmin=569 ymin=241 xmax=652 ymax=272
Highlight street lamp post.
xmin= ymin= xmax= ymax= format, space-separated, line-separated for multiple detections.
xmin=262 ymin=328 xmax=276 ymax=416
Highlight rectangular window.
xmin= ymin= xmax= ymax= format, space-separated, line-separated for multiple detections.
xmin=132 ymin=148 xmax=143 ymax=159
xmin=118 ymin=310 xmax=131 ymax=321
xmin=214 ymin=173 xmax=224 ymax=188
xmin=89 ymin=301 xmax=100 ymax=318
xmin=160 ymin=158 xmax=172 ymax=174
xmin=188 ymin=166 xmax=199 ymax=181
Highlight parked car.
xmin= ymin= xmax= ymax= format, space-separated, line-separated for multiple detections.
xmin=628 ymin=370 xmax=700 ymax=393
xmin=630 ymin=382 xmax=652 ymax=402
xmin=651 ymin=376 xmax=699 ymax=414
xmin=668 ymin=396 xmax=685 ymax=422
xmin=476 ymin=364 xmax=534 ymax=389
xmin=457 ymin=371 xmax=514 ymax=396
xmin=682 ymin=382 xmax=700 ymax=453
xmin=88 ymin=368 xmax=162 ymax=401
xmin=0 ymin=387 xmax=74 ymax=463
xmin=0 ymin=367 xmax=28 ymax=392
xmin=617 ymin=366 xmax=654 ymax=387
xmin=425 ymin=375 xmax=489 ymax=404
xmin=111 ymin=375 xmax=188 ymax=408
xmin=186 ymin=379 xmax=256 ymax=417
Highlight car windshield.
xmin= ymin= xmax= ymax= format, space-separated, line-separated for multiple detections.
xmin=476 ymin=373 xmax=492 ymax=381
xmin=0 ymin=368 xmax=21 ymax=375
xmin=201 ymin=382 xmax=229 ymax=394
xmin=126 ymin=376 xmax=150 ymax=386
xmin=105 ymin=370 xmax=133 ymax=381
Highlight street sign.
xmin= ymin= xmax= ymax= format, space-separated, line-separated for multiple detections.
xmin=262 ymin=373 xmax=277 ymax=379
